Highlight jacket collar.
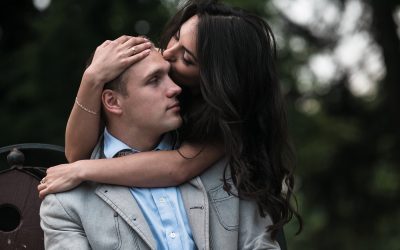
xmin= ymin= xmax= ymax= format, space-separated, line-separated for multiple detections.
xmin=92 ymin=137 xmax=156 ymax=249
xmin=90 ymin=135 xmax=225 ymax=250
xmin=95 ymin=184 xmax=157 ymax=250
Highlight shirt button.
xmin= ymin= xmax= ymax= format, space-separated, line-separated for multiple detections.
xmin=169 ymin=232 xmax=176 ymax=239
xmin=159 ymin=197 xmax=165 ymax=203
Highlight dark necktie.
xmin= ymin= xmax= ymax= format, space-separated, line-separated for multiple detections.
xmin=113 ymin=149 xmax=133 ymax=158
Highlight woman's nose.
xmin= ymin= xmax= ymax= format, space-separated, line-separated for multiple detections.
xmin=163 ymin=42 xmax=178 ymax=62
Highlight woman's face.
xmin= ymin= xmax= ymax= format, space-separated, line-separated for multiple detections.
xmin=163 ymin=15 xmax=200 ymax=89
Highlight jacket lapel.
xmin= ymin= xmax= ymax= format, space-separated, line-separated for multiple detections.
xmin=91 ymin=139 xmax=156 ymax=249
xmin=180 ymin=158 xmax=240 ymax=250
xmin=95 ymin=184 xmax=157 ymax=250
xmin=180 ymin=177 xmax=209 ymax=250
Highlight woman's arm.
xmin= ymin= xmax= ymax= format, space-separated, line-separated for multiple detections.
xmin=65 ymin=36 xmax=152 ymax=162
xmin=38 ymin=142 xmax=223 ymax=199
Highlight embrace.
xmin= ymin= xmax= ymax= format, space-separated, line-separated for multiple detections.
xmin=38 ymin=0 xmax=302 ymax=249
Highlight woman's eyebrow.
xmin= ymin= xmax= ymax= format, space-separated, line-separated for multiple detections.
xmin=176 ymin=27 xmax=197 ymax=62
xmin=183 ymin=46 xmax=197 ymax=62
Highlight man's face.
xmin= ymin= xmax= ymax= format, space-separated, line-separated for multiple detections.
xmin=118 ymin=50 xmax=182 ymax=135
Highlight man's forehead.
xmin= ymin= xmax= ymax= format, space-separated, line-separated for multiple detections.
xmin=125 ymin=49 xmax=168 ymax=78
xmin=144 ymin=49 xmax=165 ymax=63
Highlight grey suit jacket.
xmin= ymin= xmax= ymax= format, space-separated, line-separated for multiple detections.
xmin=40 ymin=144 xmax=279 ymax=250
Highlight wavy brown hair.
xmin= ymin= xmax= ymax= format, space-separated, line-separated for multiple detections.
xmin=160 ymin=0 xmax=302 ymax=239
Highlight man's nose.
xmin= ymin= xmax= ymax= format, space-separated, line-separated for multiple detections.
xmin=166 ymin=79 xmax=182 ymax=98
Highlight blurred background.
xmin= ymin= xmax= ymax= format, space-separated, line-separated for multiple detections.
xmin=0 ymin=0 xmax=399 ymax=249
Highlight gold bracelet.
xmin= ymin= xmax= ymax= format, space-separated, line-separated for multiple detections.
xmin=177 ymin=145 xmax=205 ymax=160
xmin=75 ymin=97 xmax=97 ymax=115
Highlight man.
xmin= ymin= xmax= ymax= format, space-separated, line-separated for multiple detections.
xmin=40 ymin=47 xmax=196 ymax=249
xmin=40 ymin=45 xmax=279 ymax=250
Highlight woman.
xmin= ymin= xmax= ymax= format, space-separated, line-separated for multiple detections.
xmin=38 ymin=0 xmax=301 ymax=239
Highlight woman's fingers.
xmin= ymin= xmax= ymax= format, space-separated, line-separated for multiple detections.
xmin=126 ymin=42 xmax=152 ymax=57
xmin=114 ymin=35 xmax=133 ymax=44
xmin=122 ymin=36 xmax=148 ymax=47
xmin=36 ymin=163 xmax=76 ymax=199
xmin=38 ymin=182 xmax=45 ymax=190
xmin=38 ymin=182 xmax=49 ymax=199
xmin=126 ymin=48 xmax=152 ymax=64
xmin=122 ymin=36 xmax=152 ymax=56
xmin=100 ymin=40 xmax=112 ymax=48
xmin=39 ymin=188 xmax=50 ymax=200
xmin=39 ymin=189 xmax=46 ymax=199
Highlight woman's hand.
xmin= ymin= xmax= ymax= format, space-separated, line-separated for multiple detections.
xmin=65 ymin=36 xmax=152 ymax=162
xmin=84 ymin=35 xmax=152 ymax=87
xmin=37 ymin=161 xmax=85 ymax=199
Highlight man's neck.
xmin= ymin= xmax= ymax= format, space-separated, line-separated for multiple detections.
xmin=106 ymin=125 xmax=161 ymax=152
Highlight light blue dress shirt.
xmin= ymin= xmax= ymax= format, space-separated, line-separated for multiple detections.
xmin=103 ymin=128 xmax=196 ymax=250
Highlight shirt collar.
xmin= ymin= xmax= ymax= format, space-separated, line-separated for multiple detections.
xmin=103 ymin=128 xmax=174 ymax=159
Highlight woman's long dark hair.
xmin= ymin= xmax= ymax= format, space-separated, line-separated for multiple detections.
xmin=160 ymin=0 xmax=302 ymax=239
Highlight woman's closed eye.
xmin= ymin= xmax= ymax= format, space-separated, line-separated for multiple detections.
xmin=183 ymin=54 xmax=194 ymax=66
xmin=183 ymin=50 xmax=198 ymax=66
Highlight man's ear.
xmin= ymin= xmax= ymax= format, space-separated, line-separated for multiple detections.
xmin=102 ymin=90 xmax=123 ymax=115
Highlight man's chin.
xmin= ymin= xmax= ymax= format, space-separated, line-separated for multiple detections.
xmin=168 ymin=118 xmax=182 ymax=131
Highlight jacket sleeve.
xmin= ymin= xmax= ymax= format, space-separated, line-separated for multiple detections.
xmin=238 ymin=199 xmax=281 ymax=250
xmin=40 ymin=194 xmax=91 ymax=250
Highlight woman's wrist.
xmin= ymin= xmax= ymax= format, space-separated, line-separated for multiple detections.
xmin=72 ymin=160 xmax=89 ymax=182
xmin=82 ymin=67 xmax=107 ymax=90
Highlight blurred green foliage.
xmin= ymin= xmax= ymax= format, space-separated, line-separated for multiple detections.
xmin=1 ymin=0 xmax=399 ymax=249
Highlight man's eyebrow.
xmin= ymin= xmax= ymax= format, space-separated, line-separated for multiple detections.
xmin=143 ymin=67 xmax=168 ymax=82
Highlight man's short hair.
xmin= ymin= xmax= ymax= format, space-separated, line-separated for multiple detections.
xmin=85 ymin=52 xmax=129 ymax=96
xmin=103 ymin=75 xmax=128 ymax=96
